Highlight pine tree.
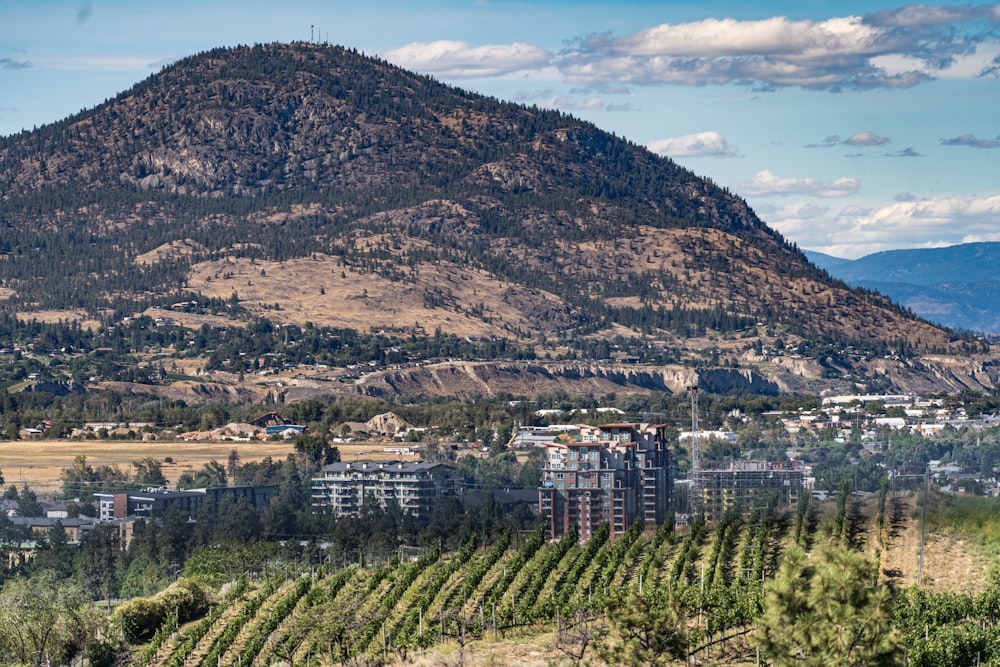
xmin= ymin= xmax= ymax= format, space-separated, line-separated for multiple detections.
xmin=754 ymin=543 xmax=902 ymax=666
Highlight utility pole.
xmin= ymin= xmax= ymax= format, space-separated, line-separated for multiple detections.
xmin=917 ymin=465 xmax=929 ymax=588
xmin=689 ymin=385 xmax=701 ymax=517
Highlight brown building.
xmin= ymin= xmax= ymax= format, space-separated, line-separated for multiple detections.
xmin=539 ymin=423 xmax=671 ymax=541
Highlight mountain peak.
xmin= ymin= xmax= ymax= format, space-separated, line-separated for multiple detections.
xmin=0 ymin=42 xmax=977 ymax=365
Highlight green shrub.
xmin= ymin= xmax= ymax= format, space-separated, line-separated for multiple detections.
xmin=112 ymin=577 xmax=210 ymax=642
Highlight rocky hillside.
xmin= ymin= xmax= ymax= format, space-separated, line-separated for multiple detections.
xmin=0 ymin=42 xmax=983 ymax=388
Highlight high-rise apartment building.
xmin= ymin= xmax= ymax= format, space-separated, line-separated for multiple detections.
xmin=539 ymin=423 xmax=671 ymax=540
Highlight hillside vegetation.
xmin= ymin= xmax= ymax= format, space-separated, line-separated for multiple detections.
xmin=121 ymin=491 xmax=1000 ymax=666
xmin=0 ymin=42 xmax=970 ymax=362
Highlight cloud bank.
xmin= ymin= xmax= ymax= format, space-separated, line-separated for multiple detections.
xmin=646 ymin=131 xmax=741 ymax=158
xmin=763 ymin=193 xmax=1000 ymax=257
xmin=382 ymin=40 xmax=552 ymax=78
xmin=385 ymin=3 xmax=1000 ymax=91
xmin=941 ymin=133 xmax=1000 ymax=148
xmin=736 ymin=170 xmax=861 ymax=198
xmin=560 ymin=5 xmax=1000 ymax=90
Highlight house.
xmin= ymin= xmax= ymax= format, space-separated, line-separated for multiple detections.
xmin=9 ymin=516 xmax=98 ymax=542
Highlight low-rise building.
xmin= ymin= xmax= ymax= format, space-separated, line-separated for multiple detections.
xmin=310 ymin=461 xmax=458 ymax=518
xmin=94 ymin=485 xmax=275 ymax=522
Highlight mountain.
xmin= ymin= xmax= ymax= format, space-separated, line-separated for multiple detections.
xmin=0 ymin=42 xmax=990 ymax=397
xmin=806 ymin=244 xmax=1000 ymax=333
xmin=803 ymin=250 xmax=855 ymax=275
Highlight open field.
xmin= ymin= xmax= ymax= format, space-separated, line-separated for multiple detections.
xmin=0 ymin=440 xmax=417 ymax=494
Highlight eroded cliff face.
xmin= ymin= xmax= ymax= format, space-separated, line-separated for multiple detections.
xmin=94 ymin=354 xmax=1000 ymax=405
xmin=354 ymin=361 xmax=779 ymax=399
xmin=864 ymin=356 xmax=1000 ymax=394
xmin=352 ymin=356 xmax=1000 ymax=400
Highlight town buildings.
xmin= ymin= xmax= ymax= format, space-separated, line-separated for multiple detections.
xmin=538 ymin=423 xmax=671 ymax=541
xmin=310 ymin=461 xmax=458 ymax=518
xmin=94 ymin=485 xmax=275 ymax=522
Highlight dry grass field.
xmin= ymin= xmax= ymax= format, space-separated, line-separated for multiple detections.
xmin=0 ymin=439 xmax=417 ymax=494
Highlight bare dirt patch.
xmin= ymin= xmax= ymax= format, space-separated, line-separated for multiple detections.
xmin=135 ymin=239 xmax=208 ymax=265
xmin=16 ymin=309 xmax=102 ymax=331
xmin=878 ymin=492 xmax=986 ymax=594
xmin=0 ymin=440 xmax=412 ymax=495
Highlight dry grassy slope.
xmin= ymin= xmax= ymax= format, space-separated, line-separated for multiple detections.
xmin=874 ymin=494 xmax=987 ymax=595
xmin=186 ymin=254 xmax=564 ymax=337
xmin=155 ymin=207 xmax=955 ymax=352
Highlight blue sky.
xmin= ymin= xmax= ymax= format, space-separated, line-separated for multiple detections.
xmin=1 ymin=0 xmax=999 ymax=258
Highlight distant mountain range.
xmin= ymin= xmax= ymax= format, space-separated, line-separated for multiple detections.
xmin=806 ymin=243 xmax=1000 ymax=334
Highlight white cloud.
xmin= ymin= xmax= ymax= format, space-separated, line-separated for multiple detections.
xmin=736 ymin=170 xmax=860 ymax=198
xmin=808 ymin=131 xmax=892 ymax=148
xmin=557 ymin=7 xmax=1000 ymax=90
xmin=646 ymin=131 xmax=741 ymax=158
xmin=844 ymin=131 xmax=890 ymax=146
xmin=856 ymin=195 xmax=1000 ymax=231
xmin=771 ymin=194 xmax=1000 ymax=258
xmin=381 ymin=40 xmax=552 ymax=78
xmin=755 ymin=202 xmax=832 ymax=239
xmin=941 ymin=133 xmax=1000 ymax=148
xmin=536 ymin=95 xmax=605 ymax=111
xmin=604 ymin=16 xmax=883 ymax=59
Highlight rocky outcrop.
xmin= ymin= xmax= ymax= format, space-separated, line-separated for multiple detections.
xmin=21 ymin=380 xmax=87 ymax=396
xmin=356 ymin=361 xmax=778 ymax=399
xmin=91 ymin=355 xmax=1000 ymax=405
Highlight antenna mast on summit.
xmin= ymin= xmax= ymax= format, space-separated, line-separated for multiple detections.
xmin=311 ymin=25 xmax=314 ymax=43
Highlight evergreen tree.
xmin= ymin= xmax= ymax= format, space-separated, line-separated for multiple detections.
xmin=754 ymin=543 xmax=902 ymax=666
xmin=597 ymin=586 xmax=689 ymax=666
